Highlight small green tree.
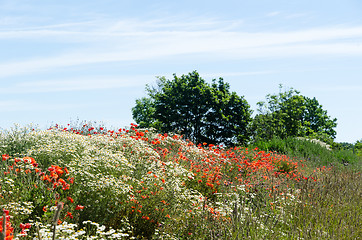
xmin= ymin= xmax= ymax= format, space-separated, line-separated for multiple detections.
xmin=132 ymin=71 xmax=252 ymax=146
xmin=303 ymin=97 xmax=337 ymax=141
xmin=132 ymin=77 xmax=167 ymax=129
xmin=251 ymin=85 xmax=337 ymax=142
xmin=132 ymin=97 xmax=158 ymax=128
xmin=355 ymin=139 xmax=362 ymax=156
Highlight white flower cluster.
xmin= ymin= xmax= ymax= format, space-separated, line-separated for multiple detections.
xmin=5 ymin=128 xmax=244 ymax=237
xmin=26 ymin=129 xmax=86 ymax=165
xmin=0 ymin=177 xmax=15 ymax=195
xmin=1 ymin=201 xmax=34 ymax=215
xmin=273 ymin=188 xmax=301 ymax=216
xmin=25 ymin=220 xmax=133 ymax=240
xmin=26 ymin=129 xmax=136 ymax=199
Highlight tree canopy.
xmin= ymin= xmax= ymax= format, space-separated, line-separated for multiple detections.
xmin=354 ymin=139 xmax=362 ymax=156
xmin=132 ymin=71 xmax=252 ymax=146
xmin=251 ymin=85 xmax=337 ymax=142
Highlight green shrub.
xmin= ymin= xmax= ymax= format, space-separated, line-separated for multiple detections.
xmin=250 ymin=136 xmax=362 ymax=169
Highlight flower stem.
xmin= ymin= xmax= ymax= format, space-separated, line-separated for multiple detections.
xmin=52 ymin=202 xmax=63 ymax=240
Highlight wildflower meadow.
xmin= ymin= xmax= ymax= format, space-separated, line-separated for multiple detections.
xmin=0 ymin=124 xmax=361 ymax=239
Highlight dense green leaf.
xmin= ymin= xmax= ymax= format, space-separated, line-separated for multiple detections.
xmin=251 ymin=85 xmax=337 ymax=142
xmin=132 ymin=71 xmax=252 ymax=145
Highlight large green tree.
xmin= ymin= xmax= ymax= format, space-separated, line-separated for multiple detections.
xmin=132 ymin=71 xmax=252 ymax=146
xmin=251 ymin=85 xmax=337 ymax=142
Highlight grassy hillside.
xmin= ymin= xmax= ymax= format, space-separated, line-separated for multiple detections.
xmin=250 ymin=136 xmax=362 ymax=169
xmin=0 ymin=124 xmax=361 ymax=239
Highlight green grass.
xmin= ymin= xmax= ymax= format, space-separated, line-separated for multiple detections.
xmin=0 ymin=125 xmax=361 ymax=239
xmin=250 ymin=136 xmax=362 ymax=169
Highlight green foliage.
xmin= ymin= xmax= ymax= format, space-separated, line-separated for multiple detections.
xmin=251 ymin=85 xmax=337 ymax=142
xmin=132 ymin=97 xmax=161 ymax=129
xmin=355 ymin=139 xmax=362 ymax=156
xmin=250 ymin=136 xmax=362 ymax=168
xmin=333 ymin=142 xmax=355 ymax=151
xmin=332 ymin=139 xmax=362 ymax=157
xmin=303 ymin=97 xmax=337 ymax=139
xmin=132 ymin=70 xmax=252 ymax=146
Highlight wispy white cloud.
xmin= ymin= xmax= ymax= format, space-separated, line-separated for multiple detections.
xmin=265 ymin=11 xmax=310 ymax=19
xmin=0 ymin=76 xmax=152 ymax=93
xmin=0 ymin=72 xmax=275 ymax=94
xmin=305 ymin=84 xmax=362 ymax=93
xmin=2 ymin=17 xmax=362 ymax=41
xmin=0 ymin=100 xmax=20 ymax=110
xmin=1 ymin=18 xmax=362 ymax=79
xmin=266 ymin=11 xmax=281 ymax=17
xmin=0 ymin=17 xmax=241 ymax=40
xmin=0 ymin=99 xmax=86 ymax=112
xmin=203 ymin=71 xmax=277 ymax=78
xmin=285 ymin=13 xmax=310 ymax=19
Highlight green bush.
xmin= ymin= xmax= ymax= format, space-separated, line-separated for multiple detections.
xmin=250 ymin=136 xmax=362 ymax=169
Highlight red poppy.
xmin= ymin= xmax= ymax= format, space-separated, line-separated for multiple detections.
xmin=75 ymin=205 xmax=84 ymax=210
xmin=67 ymin=197 xmax=74 ymax=203
xmin=66 ymin=212 xmax=73 ymax=219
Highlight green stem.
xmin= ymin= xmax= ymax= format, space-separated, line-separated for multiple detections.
xmin=52 ymin=202 xmax=63 ymax=240
xmin=36 ymin=223 xmax=42 ymax=240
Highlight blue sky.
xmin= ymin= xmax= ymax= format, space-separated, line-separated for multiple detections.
xmin=1 ymin=0 xmax=361 ymax=143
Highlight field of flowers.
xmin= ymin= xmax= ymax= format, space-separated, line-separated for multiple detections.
xmin=0 ymin=124 xmax=361 ymax=239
